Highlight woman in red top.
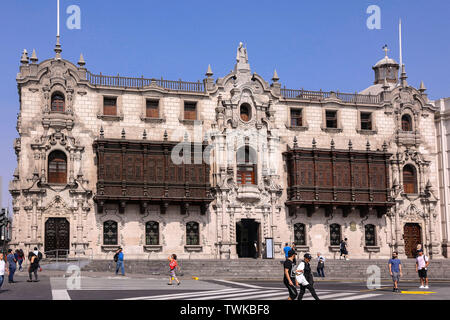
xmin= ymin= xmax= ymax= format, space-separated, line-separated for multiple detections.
xmin=168 ymin=254 xmax=181 ymax=286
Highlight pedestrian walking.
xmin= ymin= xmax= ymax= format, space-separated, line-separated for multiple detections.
xmin=168 ymin=254 xmax=181 ymax=285
xmin=291 ymin=243 xmax=297 ymax=264
xmin=27 ymin=252 xmax=39 ymax=282
xmin=415 ymin=249 xmax=429 ymax=289
xmin=0 ymin=253 xmax=6 ymax=290
xmin=295 ymin=253 xmax=320 ymax=300
xmin=283 ymin=243 xmax=291 ymax=259
xmin=316 ymin=253 xmax=325 ymax=278
xmin=6 ymin=249 xmax=17 ymax=284
xmin=31 ymin=247 xmax=43 ymax=272
xmin=114 ymin=248 xmax=125 ymax=276
xmin=17 ymin=249 xmax=24 ymax=272
xmin=340 ymin=238 xmax=349 ymax=260
xmin=283 ymin=249 xmax=298 ymax=300
xmin=388 ymin=251 xmax=402 ymax=292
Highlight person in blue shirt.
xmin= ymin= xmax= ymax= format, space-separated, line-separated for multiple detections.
xmin=283 ymin=243 xmax=291 ymax=259
xmin=6 ymin=249 xmax=17 ymax=284
xmin=388 ymin=251 xmax=403 ymax=292
xmin=115 ymin=248 xmax=125 ymax=276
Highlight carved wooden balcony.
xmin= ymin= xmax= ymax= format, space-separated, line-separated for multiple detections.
xmin=283 ymin=143 xmax=394 ymax=217
xmin=93 ymin=138 xmax=213 ymax=214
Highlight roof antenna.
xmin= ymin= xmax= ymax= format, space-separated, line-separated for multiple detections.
xmin=54 ymin=0 xmax=62 ymax=59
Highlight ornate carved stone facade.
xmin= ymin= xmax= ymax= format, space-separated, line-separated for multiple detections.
xmin=9 ymin=42 xmax=447 ymax=259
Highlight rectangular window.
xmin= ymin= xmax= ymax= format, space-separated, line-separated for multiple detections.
xmin=290 ymin=109 xmax=303 ymax=127
xmin=326 ymin=110 xmax=338 ymax=128
xmin=146 ymin=99 xmax=159 ymax=118
xmin=360 ymin=112 xmax=372 ymax=130
xmin=103 ymin=97 xmax=117 ymax=116
xmin=184 ymin=102 xmax=197 ymax=120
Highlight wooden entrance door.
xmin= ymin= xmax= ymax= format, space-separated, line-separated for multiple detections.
xmin=403 ymin=223 xmax=421 ymax=258
xmin=45 ymin=218 xmax=70 ymax=257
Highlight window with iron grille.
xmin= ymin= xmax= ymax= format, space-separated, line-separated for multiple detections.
xmin=360 ymin=112 xmax=372 ymax=130
xmin=103 ymin=220 xmax=118 ymax=245
xmin=145 ymin=221 xmax=159 ymax=245
xmin=146 ymin=99 xmax=159 ymax=118
xmin=365 ymin=224 xmax=376 ymax=246
xmin=291 ymin=109 xmax=303 ymax=127
xmin=401 ymin=114 xmax=412 ymax=131
xmin=103 ymin=97 xmax=117 ymax=116
xmin=48 ymin=150 xmax=67 ymax=184
xmin=184 ymin=102 xmax=197 ymax=120
xmin=326 ymin=110 xmax=338 ymax=128
xmin=330 ymin=223 xmax=341 ymax=245
xmin=294 ymin=223 xmax=306 ymax=245
xmin=186 ymin=221 xmax=199 ymax=245
xmin=403 ymin=165 xmax=417 ymax=194
xmin=51 ymin=92 xmax=65 ymax=112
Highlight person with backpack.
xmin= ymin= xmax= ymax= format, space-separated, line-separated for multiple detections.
xmin=295 ymin=253 xmax=320 ymax=300
xmin=168 ymin=254 xmax=181 ymax=286
xmin=27 ymin=252 xmax=39 ymax=282
xmin=114 ymin=248 xmax=125 ymax=276
xmin=415 ymin=249 xmax=429 ymax=289
xmin=316 ymin=252 xmax=325 ymax=278
xmin=31 ymin=247 xmax=43 ymax=272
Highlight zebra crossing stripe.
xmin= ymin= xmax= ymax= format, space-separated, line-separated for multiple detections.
xmin=121 ymin=288 xmax=247 ymax=300
xmin=335 ymin=293 xmax=381 ymax=300
xmin=52 ymin=289 xmax=71 ymax=300
xmin=303 ymin=292 xmax=355 ymax=300
xmin=193 ymin=289 xmax=271 ymax=300
xmin=214 ymin=280 xmax=264 ymax=289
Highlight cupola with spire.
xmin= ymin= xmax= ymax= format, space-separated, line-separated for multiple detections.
xmin=372 ymin=45 xmax=399 ymax=85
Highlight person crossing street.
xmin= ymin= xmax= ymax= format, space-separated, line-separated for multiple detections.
xmin=295 ymin=253 xmax=320 ymax=300
xmin=283 ymin=249 xmax=298 ymax=300
xmin=388 ymin=251 xmax=403 ymax=292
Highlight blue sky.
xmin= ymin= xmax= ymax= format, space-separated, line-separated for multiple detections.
xmin=0 ymin=0 xmax=449 ymax=209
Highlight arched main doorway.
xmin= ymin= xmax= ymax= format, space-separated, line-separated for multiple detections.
xmin=236 ymin=219 xmax=260 ymax=258
xmin=403 ymin=223 xmax=422 ymax=258
xmin=45 ymin=218 xmax=70 ymax=257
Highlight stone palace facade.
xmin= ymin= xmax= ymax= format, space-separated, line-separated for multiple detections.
xmin=8 ymin=40 xmax=449 ymax=260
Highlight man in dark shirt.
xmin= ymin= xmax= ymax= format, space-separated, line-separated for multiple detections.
xmin=283 ymin=249 xmax=298 ymax=300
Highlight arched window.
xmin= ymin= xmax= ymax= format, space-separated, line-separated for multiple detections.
xmin=103 ymin=220 xmax=118 ymax=245
xmin=294 ymin=223 xmax=306 ymax=246
xmin=51 ymin=92 xmax=65 ymax=112
xmin=365 ymin=224 xmax=376 ymax=246
xmin=48 ymin=150 xmax=67 ymax=184
xmin=403 ymin=165 xmax=417 ymax=194
xmin=237 ymin=146 xmax=257 ymax=185
xmin=145 ymin=221 xmax=159 ymax=245
xmin=240 ymin=103 xmax=251 ymax=122
xmin=401 ymin=114 xmax=413 ymax=132
xmin=330 ymin=223 xmax=341 ymax=246
xmin=186 ymin=221 xmax=200 ymax=245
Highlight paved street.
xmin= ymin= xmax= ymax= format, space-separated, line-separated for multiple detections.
xmin=1 ymin=270 xmax=450 ymax=300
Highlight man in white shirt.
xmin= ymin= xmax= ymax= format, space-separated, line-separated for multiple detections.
xmin=0 ymin=253 xmax=6 ymax=290
xmin=415 ymin=250 xmax=429 ymax=289
xmin=295 ymin=253 xmax=320 ymax=300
